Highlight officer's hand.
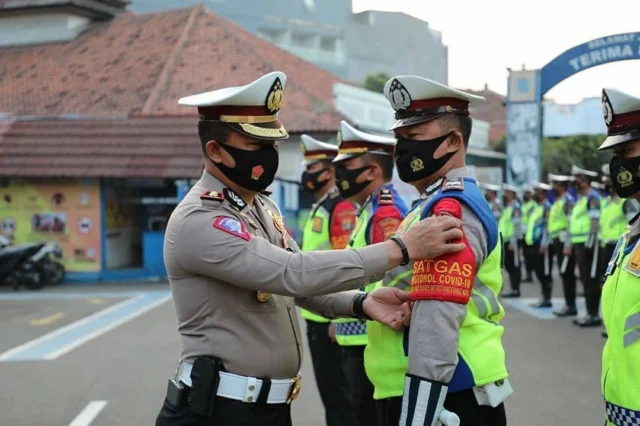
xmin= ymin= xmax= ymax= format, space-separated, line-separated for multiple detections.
xmin=402 ymin=216 xmax=465 ymax=260
xmin=538 ymin=246 xmax=547 ymax=255
xmin=328 ymin=323 xmax=336 ymax=343
xmin=507 ymin=244 xmax=514 ymax=252
xmin=363 ymin=287 xmax=411 ymax=330
xmin=563 ymin=248 xmax=571 ymax=256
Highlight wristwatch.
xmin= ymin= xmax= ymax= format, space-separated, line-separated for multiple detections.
xmin=352 ymin=292 xmax=372 ymax=321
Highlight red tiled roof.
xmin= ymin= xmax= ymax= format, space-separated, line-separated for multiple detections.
xmin=0 ymin=117 xmax=204 ymax=178
xmin=0 ymin=5 xmax=345 ymax=133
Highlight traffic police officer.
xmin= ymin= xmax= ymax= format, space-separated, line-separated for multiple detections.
xmin=155 ymin=72 xmax=465 ymax=426
xmin=332 ymin=120 xmax=408 ymax=426
xmin=520 ymin=186 xmax=537 ymax=282
xmin=298 ymin=134 xmax=356 ymax=426
xmin=547 ymin=173 xmax=578 ymax=317
xmin=525 ymin=182 xmax=553 ymax=307
xmin=366 ymin=75 xmax=511 ymax=426
xmin=598 ymin=87 xmax=640 ymax=425
xmin=482 ymin=183 xmax=503 ymax=222
xmin=569 ymin=165 xmax=602 ymax=327
xmin=500 ymin=184 xmax=523 ymax=298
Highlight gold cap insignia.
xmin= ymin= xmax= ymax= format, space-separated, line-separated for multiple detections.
xmin=266 ymin=77 xmax=284 ymax=114
xmin=336 ymin=129 xmax=342 ymax=147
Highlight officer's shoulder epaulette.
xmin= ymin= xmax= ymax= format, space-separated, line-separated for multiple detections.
xmin=377 ymin=188 xmax=394 ymax=205
xmin=200 ymin=191 xmax=224 ymax=202
xmin=442 ymin=177 xmax=464 ymax=192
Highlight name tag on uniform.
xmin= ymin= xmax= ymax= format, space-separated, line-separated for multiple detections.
xmin=623 ymin=240 xmax=640 ymax=277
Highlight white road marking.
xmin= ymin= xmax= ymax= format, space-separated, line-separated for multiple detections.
xmin=68 ymin=401 xmax=108 ymax=426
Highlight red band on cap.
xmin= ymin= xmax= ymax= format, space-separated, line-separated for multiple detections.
xmin=339 ymin=140 xmax=394 ymax=154
xmin=305 ymin=149 xmax=337 ymax=159
xmin=609 ymin=110 xmax=640 ymax=133
xmin=409 ymin=98 xmax=469 ymax=112
xmin=198 ymin=105 xmax=271 ymax=117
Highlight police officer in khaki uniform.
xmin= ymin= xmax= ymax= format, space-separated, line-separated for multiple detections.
xmin=154 ymin=72 xmax=466 ymax=426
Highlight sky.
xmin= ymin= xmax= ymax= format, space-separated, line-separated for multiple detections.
xmin=353 ymin=0 xmax=640 ymax=103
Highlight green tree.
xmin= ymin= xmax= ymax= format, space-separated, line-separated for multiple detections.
xmin=362 ymin=72 xmax=391 ymax=93
xmin=541 ymin=134 xmax=610 ymax=177
xmin=493 ymin=135 xmax=507 ymax=153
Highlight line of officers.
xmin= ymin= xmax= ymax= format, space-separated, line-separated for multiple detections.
xmin=484 ymin=167 xmax=639 ymax=329
xmin=156 ymin=69 xmax=640 ymax=426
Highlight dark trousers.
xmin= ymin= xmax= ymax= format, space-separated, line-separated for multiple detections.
xmin=598 ymin=243 xmax=617 ymax=286
xmin=574 ymin=242 xmax=601 ymax=316
xmin=306 ymin=321 xmax=354 ymax=426
xmin=551 ymin=238 xmax=577 ymax=309
xmin=156 ymin=396 xmax=292 ymax=426
xmin=341 ymin=345 xmax=375 ymax=426
xmin=503 ymin=241 xmax=521 ymax=292
xmin=521 ymin=239 xmax=534 ymax=278
xmin=375 ymin=389 xmax=507 ymax=426
xmin=530 ymin=243 xmax=553 ymax=300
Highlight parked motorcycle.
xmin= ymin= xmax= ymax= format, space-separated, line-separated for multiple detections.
xmin=0 ymin=239 xmax=65 ymax=290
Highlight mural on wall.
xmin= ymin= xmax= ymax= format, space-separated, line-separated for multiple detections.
xmin=0 ymin=179 xmax=102 ymax=272
xmin=506 ymin=102 xmax=541 ymax=186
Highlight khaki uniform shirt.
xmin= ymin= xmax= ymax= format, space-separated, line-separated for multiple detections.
xmin=164 ymin=171 xmax=388 ymax=379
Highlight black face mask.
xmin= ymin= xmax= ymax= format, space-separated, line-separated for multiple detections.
xmin=214 ymin=142 xmax=279 ymax=192
xmin=301 ymin=168 xmax=330 ymax=193
xmin=394 ymin=132 xmax=457 ymax=183
xmin=523 ymin=194 xmax=531 ymax=202
xmin=609 ymin=155 xmax=640 ymax=198
xmin=335 ymin=165 xmax=371 ymax=199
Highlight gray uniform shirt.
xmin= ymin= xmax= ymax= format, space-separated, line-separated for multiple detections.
xmin=393 ymin=167 xmax=489 ymax=383
xmin=165 ymin=171 xmax=388 ymax=379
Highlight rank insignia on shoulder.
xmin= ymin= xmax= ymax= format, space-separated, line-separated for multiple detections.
xmin=442 ymin=178 xmax=464 ymax=192
xmin=212 ymin=216 xmax=251 ymax=241
xmin=200 ymin=191 xmax=224 ymax=202
xmin=378 ymin=189 xmax=394 ymax=205
xmin=224 ymin=188 xmax=247 ymax=211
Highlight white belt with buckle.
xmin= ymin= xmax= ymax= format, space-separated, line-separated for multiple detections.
xmin=177 ymin=361 xmax=301 ymax=404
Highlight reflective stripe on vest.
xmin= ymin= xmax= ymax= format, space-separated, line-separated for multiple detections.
xmin=333 ymin=204 xmax=372 ymax=346
xmin=601 ymin=198 xmax=627 ymax=244
xmin=364 ymin=178 xmax=508 ymax=398
xmin=548 ymin=199 xmax=568 ymax=239
xmin=570 ymin=195 xmax=591 ymax=243
xmin=300 ymin=206 xmax=331 ymax=323
xmin=601 ymin=233 xmax=640 ymax=414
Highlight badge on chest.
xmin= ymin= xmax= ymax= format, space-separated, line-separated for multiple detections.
xmin=623 ymin=240 xmax=640 ymax=277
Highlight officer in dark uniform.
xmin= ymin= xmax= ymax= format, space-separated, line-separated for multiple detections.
xmin=298 ymin=134 xmax=356 ymax=426
xmin=500 ymin=184 xmax=522 ymax=298
xmin=154 ymin=72 xmax=465 ymax=426
xmin=520 ymin=185 xmax=537 ymax=282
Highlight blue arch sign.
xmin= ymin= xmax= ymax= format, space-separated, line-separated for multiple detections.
xmin=506 ymin=32 xmax=640 ymax=185
xmin=540 ymin=32 xmax=640 ymax=97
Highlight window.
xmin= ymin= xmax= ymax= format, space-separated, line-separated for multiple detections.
xmin=320 ymin=36 xmax=337 ymax=51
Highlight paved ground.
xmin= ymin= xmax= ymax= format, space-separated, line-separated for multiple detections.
xmin=0 ymin=279 xmax=606 ymax=426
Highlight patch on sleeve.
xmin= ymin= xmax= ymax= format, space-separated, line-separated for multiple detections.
xmin=329 ymin=200 xmax=357 ymax=249
xmin=623 ymin=241 xmax=640 ymax=277
xmin=442 ymin=178 xmax=464 ymax=192
xmin=378 ymin=217 xmax=402 ymax=240
xmin=311 ymin=216 xmax=324 ymax=233
xmin=212 ymin=216 xmax=251 ymax=241
xmin=410 ymin=231 xmax=476 ymax=304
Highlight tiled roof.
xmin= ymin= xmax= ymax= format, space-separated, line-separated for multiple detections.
xmin=0 ymin=117 xmax=204 ymax=178
xmin=0 ymin=5 xmax=345 ymax=133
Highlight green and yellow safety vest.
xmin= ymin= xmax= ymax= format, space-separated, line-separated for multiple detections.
xmin=600 ymin=197 xmax=627 ymax=245
xmin=522 ymin=200 xmax=537 ymax=228
xmin=570 ymin=191 xmax=599 ymax=244
xmin=601 ymin=232 xmax=640 ymax=425
xmin=548 ymin=195 xmax=571 ymax=240
xmin=365 ymin=179 xmax=507 ymax=399
xmin=498 ymin=203 xmax=519 ymax=242
xmin=300 ymin=200 xmax=333 ymax=323
xmin=525 ymin=203 xmax=545 ymax=246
